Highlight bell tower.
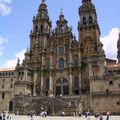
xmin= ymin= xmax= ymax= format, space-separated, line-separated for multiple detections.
xmin=78 ymin=0 xmax=105 ymax=94
xmin=28 ymin=0 xmax=51 ymax=68
xmin=25 ymin=0 xmax=52 ymax=96
xmin=78 ymin=0 xmax=102 ymax=58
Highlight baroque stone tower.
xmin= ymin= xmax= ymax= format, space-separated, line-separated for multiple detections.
xmin=78 ymin=0 xmax=105 ymax=94
xmin=15 ymin=0 xmax=52 ymax=96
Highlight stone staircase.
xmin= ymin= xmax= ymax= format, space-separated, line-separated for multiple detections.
xmin=13 ymin=95 xmax=81 ymax=115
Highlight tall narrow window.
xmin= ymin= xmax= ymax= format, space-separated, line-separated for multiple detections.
xmin=9 ymin=101 xmax=13 ymax=111
xmin=41 ymin=25 xmax=44 ymax=32
xmin=83 ymin=17 xmax=86 ymax=25
xmin=35 ymin=26 xmax=38 ymax=32
xmin=63 ymin=78 xmax=69 ymax=95
xmin=59 ymin=58 xmax=64 ymax=68
xmin=89 ymin=16 xmax=92 ymax=23
xmin=2 ymin=93 xmax=5 ymax=99
xmin=56 ymin=79 xmax=62 ymax=96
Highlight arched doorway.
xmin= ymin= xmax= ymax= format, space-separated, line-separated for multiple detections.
xmin=56 ymin=78 xmax=69 ymax=96
xmin=9 ymin=101 xmax=13 ymax=112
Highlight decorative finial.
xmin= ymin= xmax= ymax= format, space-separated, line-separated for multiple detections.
xmin=17 ymin=58 xmax=20 ymax=66
xmin=42 ymin=0 xmax=45 ymax=3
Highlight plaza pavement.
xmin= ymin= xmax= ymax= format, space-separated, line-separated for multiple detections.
xmin=10 ymin=115 xmax=120 ymax=120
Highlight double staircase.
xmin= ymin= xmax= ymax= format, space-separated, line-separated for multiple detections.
xmin=13 ymin=95 xmax=81 ymax=115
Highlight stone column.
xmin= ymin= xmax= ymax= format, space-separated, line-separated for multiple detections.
xmin=69 ymin=47 xmax=73 ymax=95
xmin=41 ymin=53 xmax=45 ymax=95
xmin=78 ymin=45 xmax=82 ymax=93
xmin=41 ymin=71 xmax=44 ymax=95
xmin=42 ymin=53 xmax=45 ymax=69
xmin=69 ymin=47 xmax=72 ymax=67
xmin=50 ymin=51 xmax=53 ymax=69
xmin=49 ymin=49 xmax=53 ymax=95
xmin=49 ymin=71 xmax=53 ymax=94
xmin=69 ymin=70 xmax=73 ymax=95
xmin=33 ymin=71 xmax=37 ymax=96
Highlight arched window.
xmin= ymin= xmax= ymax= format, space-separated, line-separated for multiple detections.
xmin=56 ymin=78 xmax=69 ymax=96
xmin=60 ymin=26 xmax=64 ymax=33
xmin=89 ymin=16 xmax=92 ymax=23
xmin=59 ymin=47 xmax=64 ymax=54
xmin=83 ymin=17 xmax=86 ymax=25
xmin=59 ymin=58 xmax=64 ymax=68
xmin=9 ymin=101 xmax=13 ymax=112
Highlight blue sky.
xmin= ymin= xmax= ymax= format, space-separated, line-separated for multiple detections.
xmin=0 ymin=0 xmax=120 ymax=68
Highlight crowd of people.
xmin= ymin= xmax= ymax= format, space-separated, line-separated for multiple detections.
xmin=0 ymin=109 xmax=112 ymax=120
xmin=84 ymin=111 xmax=110 ymax=120
xmin=0 ymin=111 xmax=11 ymax=120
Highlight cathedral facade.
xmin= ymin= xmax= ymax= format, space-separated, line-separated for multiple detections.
xmin=15 ymin=0 xmax=105 ymax=98
xmin=12 ymin=0 xmax=120 ymax=114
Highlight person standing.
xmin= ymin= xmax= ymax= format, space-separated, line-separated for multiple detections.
xmin=99 ymin=115 xmax=103 ymax=120
xmin=106 ymin=112 xmax=110 ymax=120
xmin=2 ymin=111 xmax=7 ymax=120
xmin=0 ymin=112 xmax=2 ymax=120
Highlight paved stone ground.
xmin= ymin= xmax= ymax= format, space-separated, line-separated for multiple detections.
xmin=10 ymin=115 xmax=120 ymax=120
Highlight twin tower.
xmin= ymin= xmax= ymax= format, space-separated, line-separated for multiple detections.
xmin=14 ymin=0 xmax=105 ymax=110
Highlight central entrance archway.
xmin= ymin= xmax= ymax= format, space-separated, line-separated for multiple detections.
xmin=56 ymin=78 xmax=69 ymax=96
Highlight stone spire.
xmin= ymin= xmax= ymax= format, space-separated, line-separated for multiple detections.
xmin=117 ymin=31 xmax=120 ymax=62
xmin=37 ymin=0 xmax=49 ymax=19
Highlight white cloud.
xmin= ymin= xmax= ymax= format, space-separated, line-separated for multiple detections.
xmin=101 ymin=28 xmax=120 ymax=60
xmin=0 ymin=0 xmax=12 ymax=16
xmin=0 ymin=0 xmax=12 ymax=4
xmin=0 ymin=36 xmax=8 ymax=56
xmin=0 ymin=36 xmax=8 ymax=44
xmin=1 ymin=49 xmax=26 ymax=68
